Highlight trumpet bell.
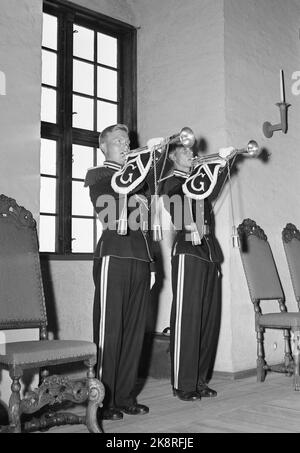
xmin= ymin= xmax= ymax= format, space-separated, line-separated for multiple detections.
xmin=246 ymin=140 xmax=260 ymax=157
xmin=179 ymin=127 xmax=195 ymax=148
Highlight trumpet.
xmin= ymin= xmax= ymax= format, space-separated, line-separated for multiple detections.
xmin=191 ymin=140 xmax=260 ymax=168
xmin=125 ymin=127 xmax=196 ymax=156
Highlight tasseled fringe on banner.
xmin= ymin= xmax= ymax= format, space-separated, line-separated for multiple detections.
xmin=152 ymin=195 xmax=162 ymax=242
xmin=232 ymin=225 xmax=240 ymax=248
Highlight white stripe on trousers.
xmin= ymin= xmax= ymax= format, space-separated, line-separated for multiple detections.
xmin=174 ymin=254 xmax=185 ymax=389
xmin=98 ymin=256 xmax=110 ymax=380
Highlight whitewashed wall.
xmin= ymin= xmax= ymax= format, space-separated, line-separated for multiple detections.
xmin=130 ymin=0 xmax=231 ymax=366
xmin=131 ymin=0 xmax=300 ymax=373
xmin=0 ymin=0 xmax=43 ymax=406
xmin=222 ymin=0 xmax=300 ymax=371
xmin=74 ymin=0 xmax=135 ymax=23
xmin=0 ymin=0 xmax=42 ymax=219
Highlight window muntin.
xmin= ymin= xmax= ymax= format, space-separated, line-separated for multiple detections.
xmin=40 ymin=137 xmax=58 ymax=253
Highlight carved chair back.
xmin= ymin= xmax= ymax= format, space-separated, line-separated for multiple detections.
xmin=282 ymin=223 xmax=300 ymax=308
xmin=237 ymin=218 xmax=284 ymax=306
xmin=0 ymin=195 xmax=47 ymax=331
xmin=0 ymin=195 xmax=104 ymax=433
xmin=238 ymin=219 xmax=300 ymax=390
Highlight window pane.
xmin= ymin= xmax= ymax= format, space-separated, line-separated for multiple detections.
xmin=42 ymin=13 xmax=57 ymax=50
xmin=97 ymin=67 xmax=117 ymax=101
xmin=73 ymin=25 xmax=94 ymax=61
xmin=41 ymin=87 xmax=56 ymax=123
xmin=42 ymin=50 xmax=57 ymax=86
xmin=39 ymin=215 xmax=56 ymax=252
xmin=72 ymin=180 xmax=94 ymax=216
xmin=72 ymin=218 xmax=94 ymax=253
xmin=41 ymin=139 xmax=56 ymax=175
xmin=97 ymin=33 xmax=117 ymax=68
xmin=42 ymin=50 xmax=57 ymax=87
xmin=97 ymin=101 xmax=117 ymax=132
xmin=40 ymin=176 xmax=57 ymax=214
xmin=72 ymin=144 xmax=94 ymax=179
xmin=73 ymin=95 xmax=94 ymax=130
xmin=73 ymin=60 xmax=94 ymax=96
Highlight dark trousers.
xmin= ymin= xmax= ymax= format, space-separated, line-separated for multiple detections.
xmin=93 ymin=256 xmax=150 ymax=408
xmin=170 ymin=254 xmax=221 ymax=392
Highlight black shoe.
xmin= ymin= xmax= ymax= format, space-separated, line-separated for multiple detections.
xmin=173 ymin=389 xmax=201 ymax=401
xmin=118 ymin=403 xmax=149 ymax=415
xmin=197 ymin=384 xmax=217 ymax=398
xmin=99 ymin=407 xmax=124 ymax=420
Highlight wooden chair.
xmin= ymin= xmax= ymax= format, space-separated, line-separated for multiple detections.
xmin=282 ymin=223 xmax=300 ymax=311
xmin=0 ymin=195 xmax=104 ymax=433
xmin=237 ymin=218 xmax=300 ymax=390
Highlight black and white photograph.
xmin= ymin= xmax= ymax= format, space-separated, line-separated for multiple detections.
xmin=0 ymin=0 xmax=300 ymax=437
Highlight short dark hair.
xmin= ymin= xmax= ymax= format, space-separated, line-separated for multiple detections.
xmin=99 ymin=124 xmax=129 ymax=146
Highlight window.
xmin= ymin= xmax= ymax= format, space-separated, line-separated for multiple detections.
xmin=40 ymin=0 xmax=137 ymax=256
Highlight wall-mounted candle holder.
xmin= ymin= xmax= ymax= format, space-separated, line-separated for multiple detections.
xmin=263 ymin=70 xmax=291 ymax=138
xmin=262 ymin=101 xmax=291 ymax=138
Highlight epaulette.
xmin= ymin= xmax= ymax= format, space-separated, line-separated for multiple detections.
xmin=84 ymin=166 xmax=112 ymax=187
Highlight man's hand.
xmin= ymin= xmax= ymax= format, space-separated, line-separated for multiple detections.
xmin=150 ymin=271 xmax=156 ymax=290
xmin=218 ymin=146 xmax=235 ymax=167
xmin=184 ymin=222 xmax=197 ymax=232
xmin=147 ymin=137 xmax=164 ymax=151
xmin=218 ymin=146 xmax=235 ymax=160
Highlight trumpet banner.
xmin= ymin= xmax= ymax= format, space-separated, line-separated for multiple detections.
xmin=182 ymin=161 xmax=223 ymax=200
xmin=111 ymin=149 xmax=154 ymax=194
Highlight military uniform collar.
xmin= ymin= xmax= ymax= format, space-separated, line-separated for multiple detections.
xmin=103 ymin=160 xmax=122 ymax=172
xmin=173 ymin=169 xmax=189 ymax=179
xmin=158 ymin=169 xmax=189 ymax=184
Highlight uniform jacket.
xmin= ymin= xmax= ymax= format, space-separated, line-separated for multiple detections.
xmin=160 ymin=170 xmax=223 ymax=263
xmin=85 ymin=160 xmax=154 ymax=264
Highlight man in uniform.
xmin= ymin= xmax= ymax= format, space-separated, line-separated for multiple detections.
xmin=85 ymin=124 xmax=158 ymax=420
xmin=160 ymin=144 xmax=232 ymax=402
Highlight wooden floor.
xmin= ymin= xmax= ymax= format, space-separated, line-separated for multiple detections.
xmin=43 ymin=373 xmax=300 ymax=434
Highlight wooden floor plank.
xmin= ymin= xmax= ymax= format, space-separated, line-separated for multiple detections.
xmin=39 ymin=373 xmax=300 ymax=433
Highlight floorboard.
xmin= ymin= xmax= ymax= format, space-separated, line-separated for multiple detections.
xmin=37 ymin=373 xmax=300 ymax=433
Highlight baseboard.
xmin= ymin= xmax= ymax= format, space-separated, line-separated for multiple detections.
xmin=212 ymin=368 xmax=257 ymax=380
xmin=139 ymin=333 xmax=285 ymax=381
xmin=139 ymin=333 xmax=258 ymax=380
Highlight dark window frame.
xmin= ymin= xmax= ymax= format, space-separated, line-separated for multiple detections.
xmin=41 ymin=0 xmax=137 ymax=260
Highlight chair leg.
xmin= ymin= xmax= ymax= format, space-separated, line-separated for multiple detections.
xmin=8 ymin=373 xmax=23 ymax=433
xmin=291 ymin=329 xmax=300 ymax=391
xmin=283 ymin=329 xmax=293 ymax=375
xmin=256 ymin=328 xmax=267 ymax=382
xmin=84 ymin=359 xmax=105 ymax=433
